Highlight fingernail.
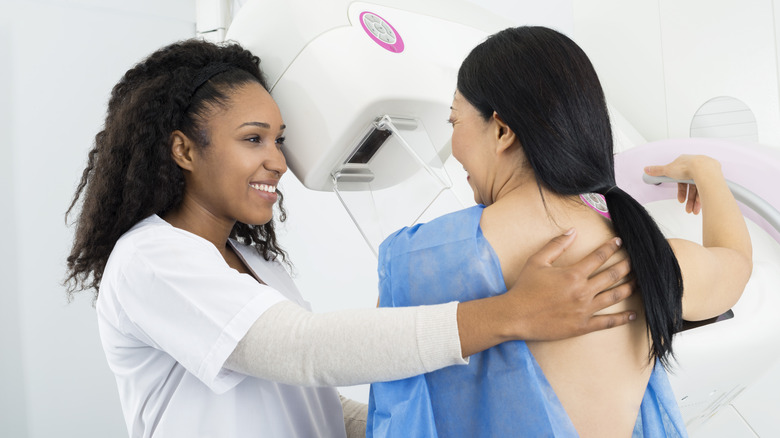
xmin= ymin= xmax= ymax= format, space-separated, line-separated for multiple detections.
xmin=615 ymin=237 xmax=622 ymax=247
xmin=564 ymin=228 xmax=575 ymax=236
xmin=628 ymin=313 xmax=636 ymax=321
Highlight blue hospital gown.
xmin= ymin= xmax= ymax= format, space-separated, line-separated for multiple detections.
xmin=367 ymin=205 xmax=688 ymax=437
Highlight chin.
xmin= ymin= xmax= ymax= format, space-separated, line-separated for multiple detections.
xmin=238 ymin=213 xmax=274 ymax=227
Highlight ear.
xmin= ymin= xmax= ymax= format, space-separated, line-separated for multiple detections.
xmin=492 ymin=112 xmax=517 ymax=154
xmin=170 ymin=130 xmax=196 ymax=171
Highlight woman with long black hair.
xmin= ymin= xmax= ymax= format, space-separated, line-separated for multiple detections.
xmin=368 ymin=26 xmax=752 ymax=437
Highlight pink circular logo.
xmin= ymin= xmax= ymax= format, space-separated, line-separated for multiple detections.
xmin=359 ymin=11 xmax=404 ymax=53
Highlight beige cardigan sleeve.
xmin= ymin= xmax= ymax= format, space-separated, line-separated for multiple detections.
xmin=225 ymin=300 xmax=467 ymax=386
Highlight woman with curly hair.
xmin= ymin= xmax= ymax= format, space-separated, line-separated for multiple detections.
xmin=65 ymin=38 xmax=636 ymax=437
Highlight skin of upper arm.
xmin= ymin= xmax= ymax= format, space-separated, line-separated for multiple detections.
xmin=668 ymin=238 xmax=753 ymax=321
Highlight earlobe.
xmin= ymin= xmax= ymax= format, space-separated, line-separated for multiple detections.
xmin=170 ymin=130 xmax=195 ymax=171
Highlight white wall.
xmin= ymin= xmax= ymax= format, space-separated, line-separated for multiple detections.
xmin=0 ymin=1 xmax=196 ymax=436
xmin=573 ymin=0 xmax=780 ymax=146
xmin=661 ymin=0 xmax=778 ymax=144
xmin=0 ymin=4 xmax=26 ymax=436
xmin=573 ymin=0 xmax=668 ymax=140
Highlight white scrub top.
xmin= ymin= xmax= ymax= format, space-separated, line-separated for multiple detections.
xmin=97 ymin=215 xmax=346 ymax=438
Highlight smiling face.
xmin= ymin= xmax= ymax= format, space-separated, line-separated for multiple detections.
xmin=180 ymin=81 xmax=287 ymax=228
xmin=449 ymin=91 xmax=498 ymax=205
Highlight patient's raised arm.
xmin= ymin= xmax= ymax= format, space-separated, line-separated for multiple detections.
xmin=645 ymin=155 xmax=753 ymax=321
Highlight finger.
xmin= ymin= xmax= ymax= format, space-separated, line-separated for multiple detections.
xmin=677 ymin=183 xmax=687 ymax=204
xmin=691 ymin=185 xmax=701 ymax=214
xmin=644 ymin=165 xmax=661 ymax=176
xmin=582 ymin=311 xmax=637 ymax=334
xmin=571 ymin=237 xmax=623 ymax=276
xmin=686 ymin=184 xmax=696 ymax=213
xmin=586 ymin=259 xmax=632 ymax=298
xmin=531 ymin=229 xmax=577 ymax=265
xmin=590 ymin=280 xmax=634 ymax=312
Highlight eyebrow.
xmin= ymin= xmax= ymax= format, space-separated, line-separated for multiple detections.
xmin=238 ymin=121 xmax=286 ymax=130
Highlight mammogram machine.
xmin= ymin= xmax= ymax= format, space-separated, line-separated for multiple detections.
xmin=222 ymin=0 xmax=780 ymax=433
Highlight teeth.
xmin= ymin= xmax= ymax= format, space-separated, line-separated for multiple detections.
xmin=250 ymin=183 xmax=276 ymax=193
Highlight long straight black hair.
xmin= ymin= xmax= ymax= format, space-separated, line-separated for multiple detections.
xmin=458 ymin=26 xmax=682 ymax=367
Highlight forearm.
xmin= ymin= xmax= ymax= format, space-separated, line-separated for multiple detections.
xmin=225 ymin=300 xmax=467 ymax=387
xmin=693 ymin=157 xmax=752 ymax=260
xmin=456 ymin=294 xmax=515 ymax=357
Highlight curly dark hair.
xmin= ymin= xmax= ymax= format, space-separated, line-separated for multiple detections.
xmin=64 ymin=38 xmax=288 ymax=301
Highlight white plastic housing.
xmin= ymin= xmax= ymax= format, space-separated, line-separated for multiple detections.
xmin=227 ymin=0 xmax=512 ymax=191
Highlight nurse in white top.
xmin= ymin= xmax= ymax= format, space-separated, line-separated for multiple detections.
xmin=64 ymin=39 xmax=635 ymax=438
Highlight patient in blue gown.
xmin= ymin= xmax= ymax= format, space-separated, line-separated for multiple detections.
xmin=367 ymin=26 xmax=753 ymax=437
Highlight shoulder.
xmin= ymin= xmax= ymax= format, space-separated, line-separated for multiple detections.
xmin=379 ymin=205 xmax=485 ymax=258
xmin=389 ymin=205 xmax=483 ymax=241
xmin=111 ymin=216 xmax=219 ymax=266
xmin=118 ymin=215 xmax=215 ymax=252
xmin=98 ymin=216 xmax=208 ymax=333
xmin=102 ymin=215 xmax=223 ymax=291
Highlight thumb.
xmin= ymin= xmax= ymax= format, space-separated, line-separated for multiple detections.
xmin=534 ymin=228 xmax=577 ymax=265
xmin=643 ymin=165 xmax=665 ymax=177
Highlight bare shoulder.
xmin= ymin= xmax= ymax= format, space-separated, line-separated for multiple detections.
xmin=481 ymin=197 xmax=625 ymax=290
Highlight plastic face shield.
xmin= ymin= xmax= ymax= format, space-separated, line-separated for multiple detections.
xmin=333 ymin=115 xmax=465 ymax=254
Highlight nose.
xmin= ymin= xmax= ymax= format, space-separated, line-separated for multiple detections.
xmin=266 ymin=145 xmax=287 ymax=177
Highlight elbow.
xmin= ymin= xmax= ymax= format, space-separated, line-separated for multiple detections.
xmin=741 ymin=238 xmax=754 ymax=267
xmin=723 ymin=252 xmax=753 ymax=312
xmin=733 ymin=244 xmax=753 ymax=285
xmin=738 ymin=251 xmax=753 ymax=291
xmin=725 ymin=247 xmax=753 ymax=295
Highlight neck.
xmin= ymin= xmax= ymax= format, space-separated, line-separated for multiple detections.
xmin=489 ymin=164 xmax=537 ymax=205
xmin=162 ymin=197 xmax=235 ymax=256
xmin=491 ymin=177 xmax=582 ymax=227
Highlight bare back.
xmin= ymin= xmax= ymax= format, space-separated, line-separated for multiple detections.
xmin=481 ymin=190 xmax=651 ymax=437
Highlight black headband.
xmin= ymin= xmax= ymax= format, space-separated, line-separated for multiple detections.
xmin=189 ymin=62 xmax=234 ymax=98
